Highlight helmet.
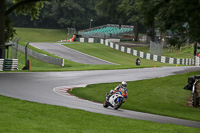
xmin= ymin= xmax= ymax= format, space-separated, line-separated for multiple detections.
xmin=121 ymin=81 xmax=127 ymax=87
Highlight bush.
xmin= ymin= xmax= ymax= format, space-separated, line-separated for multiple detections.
xmin=167 ymin=37 xmax=183 ymax=49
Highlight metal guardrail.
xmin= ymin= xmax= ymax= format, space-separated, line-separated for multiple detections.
xmin=15 ymin=43 xmax=64 ymax=67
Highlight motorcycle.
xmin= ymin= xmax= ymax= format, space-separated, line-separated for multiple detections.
xmin=136 ymin=60 xmax=141 ymax=66
xmin=103 ymin=89 xmax=127 ymax=110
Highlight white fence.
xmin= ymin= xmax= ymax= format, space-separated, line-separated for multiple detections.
xmin=76 ymin=37 xmax=195 ymax=65
xmin=0 ymin=59 xmax=18 ymax=71
xmin=0 ymin=59 xmax=3 ymax=71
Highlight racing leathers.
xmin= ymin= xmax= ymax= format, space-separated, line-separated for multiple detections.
xmin=114 ymin=84 xmax=128 ymax=99
xmin=108 ymin=84 xmax=128 ymax=101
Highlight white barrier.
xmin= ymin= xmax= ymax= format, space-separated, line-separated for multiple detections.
xmin=0 ymin=59 xmax=3 ymax=71
xmin=77 ymin=38 xmax=195 ymax=65
xmin=0 ymin=59 xmax=18 ymax=71
xmin=88 ymin=38 xmax=94 ymax=43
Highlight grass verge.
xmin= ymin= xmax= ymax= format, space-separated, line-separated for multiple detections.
xmin=14 ymin=42 xmax=176 ymax=71
xmin=69 ymin=70 xmax=200 ymax=122
xmin=14 ymin=27 xmax=68 ymax=42
xmin=63 ymin=42 xmax=176 ymax=67
xmin=0 ymin=94 xmax=199 ymax=133
xmin=131 ymin=45 xmax=194 ymax=59
xmin=12 ymin=27 xmax=185 ymax=71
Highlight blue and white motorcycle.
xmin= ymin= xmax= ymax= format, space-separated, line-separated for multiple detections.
xmin=103 ymin=89 xmax=127 ymax=110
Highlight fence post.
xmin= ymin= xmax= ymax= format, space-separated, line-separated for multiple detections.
xmin=62 ymin=59 xmax=64 ymax=67
xmin=15 ymin=38 xmax=20 ymax=59
xmin=24 ymin=41 xmax=30 ymax=70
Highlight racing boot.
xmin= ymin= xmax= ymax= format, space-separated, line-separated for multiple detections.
xmin=105 ymin=93 xmax=109 ymax=102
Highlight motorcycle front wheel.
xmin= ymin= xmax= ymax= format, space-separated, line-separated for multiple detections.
xmin=114 ymin=100 xmax=122 ymax=110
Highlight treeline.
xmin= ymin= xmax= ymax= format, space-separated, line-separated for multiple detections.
xmin=11 ymin=0 xmax=128 ymax=30
xmin=9 ymin=0 xmax=200 ymax=44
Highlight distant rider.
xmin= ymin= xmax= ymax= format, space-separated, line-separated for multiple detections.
xmin=136 ymin=57 xmax=141 ymax=66
xmin=108 ymin=81 xmax=128 ymax=101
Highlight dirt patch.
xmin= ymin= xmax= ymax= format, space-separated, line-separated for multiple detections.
xmin=186 ymin=94 xmax=200 ymax=109
xmin=186 ymin=94 xmax=194 ymax=107
xmin=186 ymin=82 xmax=200 ymax=109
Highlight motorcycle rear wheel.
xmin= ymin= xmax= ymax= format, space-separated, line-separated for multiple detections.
xmin=103 ymin=100 xmax=108 ymax=108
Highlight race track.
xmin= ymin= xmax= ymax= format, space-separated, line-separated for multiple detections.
xmin=0 ymin=66 xmax=200 ymax=128
xmin=30 ymin=43 xmax=116 ymax=65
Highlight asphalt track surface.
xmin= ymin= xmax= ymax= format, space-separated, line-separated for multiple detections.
xmin=1 ymin=66 xmax=200 ymax=128
xmin=30 ymin=42 xmax=116 ymax=65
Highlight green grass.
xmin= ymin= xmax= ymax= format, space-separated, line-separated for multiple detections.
xmin=17 ymin=50 xmax=63 ymax=70
xmin=16 ymin=42 xmax=80 ymax=70
xmin=0 ymin=95 xmax=199 ymax=133
xmin=14 ymin=27 xmax=68 ymax=42
xmin=69 ymin=70 xmax=200 ymax=122
xmin=14 ymin=27 xmax=194 ymax=60
xmin=14 ymin=41 xmax=176 ymax=71
xmin=11 ymin=27 xmax=188 ymax=71
xmin=63 ymin=42 xmax=175 ymax=67
xmin=132 ymin=45 xmax=194 ymax=59
xmin=162 ymin=45 xmax=194 ymax=59
xmin=2 ymin=28 xmax=199 ymax=132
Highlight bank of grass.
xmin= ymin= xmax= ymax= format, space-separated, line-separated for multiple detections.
xmin=131 ymin=45 xmax=194 ymax=59
xmin=13 ymin=27 xmax=188 ymax=71
xmin=14 ymin=27 xmax=194 ymax=59
xmin=3 ymin=28 xmax=199 ymax=131
xmin=17 ymin=51 xmax=64 ymax=70
xmin=63 ymin=42 xmax=175 ymax=66
xmin=16 ymin=41 xmax=175 ymax=71
xmin=69 ymin=70 xmax=200 ymax=122
xmin=0 ymin=95 xmax=199 ymax=133
xmin=14 ymin=27 xmax=68 ymax=42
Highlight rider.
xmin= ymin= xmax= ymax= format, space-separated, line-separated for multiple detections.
xmin=108 ymin=81 xmax=128 ymax=100
xmin=136 ymin=57 xmax=141 ymax=66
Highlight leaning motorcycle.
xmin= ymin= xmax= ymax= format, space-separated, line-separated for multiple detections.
xmin=103 ymin=89 xmax=127 ymax=110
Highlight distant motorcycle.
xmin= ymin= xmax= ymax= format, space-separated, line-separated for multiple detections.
xmin=136 ymin=58 xmax=141 ymax=66
xmin=136 ymin=60 xmax=141 ymax=66
xmin=103 ymin=89 xmax=127 ymax=110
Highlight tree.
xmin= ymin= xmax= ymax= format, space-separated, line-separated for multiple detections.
xmin=135 ymin=0 xmax=200 ymax=45
xmin=11 ymin=0 xmax=102 ymax=30
xmin=118 ymin=0 xmax=139 ymax=41
xmin=96 ymin=0 xmax=149 ymax=42
xmin=0 ymin=0 xmax=47 ymax=58
xmin=96 ymin=0 xmax=127 ymax=24
xmin=134 ymin=0 xmax=164 ymax=42
xmin=48 ymin=0 xmax=98 ymax=29
xmin=0 ymin=0 xmax=6 ymax=59
xmin=156 ymin=0 xmax=200 ymax=43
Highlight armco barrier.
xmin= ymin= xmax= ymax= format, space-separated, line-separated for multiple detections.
xmin=77 ymin=37 xmax=195 ymax=65
xmin=17 ymin=45 xmax=64 ymax=67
